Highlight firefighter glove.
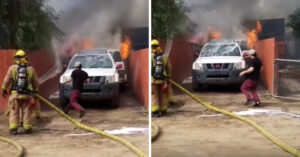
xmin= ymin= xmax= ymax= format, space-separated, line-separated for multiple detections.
xmin=29 ymin=98 xmax=36 ymax=108
xmin=162 ymin=83 xmax=168 ymax=93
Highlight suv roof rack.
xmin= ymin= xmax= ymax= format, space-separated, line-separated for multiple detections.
xmin=210 ymin=39 xmax=236 ymax=44
xmin=77 ymin=48 xmax=108 ymax=55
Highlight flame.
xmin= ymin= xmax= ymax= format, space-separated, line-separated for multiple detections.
xmin=120 ymin=36 xmax=131 ymax=59
xmin=207 ymin=27 xmax=222 ymax=41
xmin=247 ymin=21 xmax=262 ymax=48
xmin=81 ymin=38 xmax=95 ymax=50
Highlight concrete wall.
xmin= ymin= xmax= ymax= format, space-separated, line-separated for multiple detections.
xmin=128 ymin=48 xmax=149 ymax=108
xmin=256 ymin=38 xmax=276 ymax=93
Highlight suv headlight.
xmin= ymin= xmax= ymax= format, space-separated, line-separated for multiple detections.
xmin=106 ymin=74 xmax=119 ymax=83
xmin=193 ymin=63 xmax=203 ymax=71
xmin=60 ymin=76 xmax=72 ymax=84
xmin=233 ymin=62 xmax=242 ymax=69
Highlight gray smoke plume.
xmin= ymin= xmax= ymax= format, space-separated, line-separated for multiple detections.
xmin=186 ymin=0 xmax=300 ymax=39
xmin=47 ymin=0 xmax=148 ymax=53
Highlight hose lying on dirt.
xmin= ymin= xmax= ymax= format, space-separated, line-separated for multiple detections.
xmin=151 ymin=123 xmax=160 ymax=142
xmin=0 ymin=136 xmax=24 ymax=157
xmin=169 ymin=79 xmax=300 ymax=157
xmin=36 ymin=94 xmax=147 ymax=157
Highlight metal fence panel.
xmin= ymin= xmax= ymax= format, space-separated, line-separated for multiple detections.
xmin=273 ymin=59 xmax=300 ymax=100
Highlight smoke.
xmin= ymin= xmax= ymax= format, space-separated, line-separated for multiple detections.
xmin=46 ymin=0 xmax=148 ymax=54
xmin=186 ymin=0 xmax=300 ymax=39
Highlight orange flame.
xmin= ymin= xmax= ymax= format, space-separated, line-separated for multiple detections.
xmin=247 ymin=21 xmax=262 ymax=48
xmin=207 ymin=27 xmax=222 ymax=41
xmin=120 ymin=36 xmax=131 ymax=59
xmin=81 ymin=38 xmax=95 ymax=50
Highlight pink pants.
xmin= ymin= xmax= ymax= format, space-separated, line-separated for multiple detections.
xmin=68 ymin=90 xmax=84 ymax=111
xmin=241 ymin=79 xmax=260 ymax=102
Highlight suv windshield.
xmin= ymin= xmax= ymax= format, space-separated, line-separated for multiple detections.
xmin=69 ymin=54 xmax=113 ymax=69
xmin=200 ymin=43 xmax=240 ymax=57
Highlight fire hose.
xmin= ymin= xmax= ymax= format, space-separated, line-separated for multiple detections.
xmin=151 ymin=123 xmax=160 ymax=142
xmin=167 ymin=79 xmax=300 ymax=157
xmin=35 ymin=94 xmax=147 ymax=157
xmin=0 ymin=136 xmax=24 ymax=157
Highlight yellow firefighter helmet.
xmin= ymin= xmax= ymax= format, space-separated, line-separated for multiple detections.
xmin=151 ymin=39 xmax=159 ymax=46
xmin=15 ymin=50 xmax=26 ymax=57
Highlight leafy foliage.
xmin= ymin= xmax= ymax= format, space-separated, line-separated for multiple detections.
xmin=0 ymin=0 xmax=60 ymax=50
xmin=152 ymin=0 xmax=195 ymax=39
xmin=287 ymin=8 xmax=300 ymax=37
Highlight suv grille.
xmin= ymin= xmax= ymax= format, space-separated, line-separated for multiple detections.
xmin=85 ymin=76 xmax=106 ymax=84
xmin=206 ymin=63 xmax=231 ymax=70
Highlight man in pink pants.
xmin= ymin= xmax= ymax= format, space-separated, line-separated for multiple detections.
xmin=65 ymin=62 xmax=88 ymax=117
xmin=240 ymin=49 xmax=262 ymax=107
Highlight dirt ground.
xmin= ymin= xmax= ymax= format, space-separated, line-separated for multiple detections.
xmin=0 ymin=92 xmax=148 ymax=157
xmin=152 ymin=82 xmax=300 ymax=157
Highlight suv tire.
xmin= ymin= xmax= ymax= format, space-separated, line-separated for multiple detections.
xmin=110 ymin=96 xmax=120 ymax=108
xmin=59 ymin=85 xmax=69 ymax=109
xmin=59 ymin=96 xmax=69 ymax=109
xmin=192 ymin=74 xmax=201 ymax=91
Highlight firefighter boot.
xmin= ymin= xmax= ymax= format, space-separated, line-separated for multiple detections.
xmin=9 ymin=129 xmax=18 ymax=135
xmin=152 ymin=111 xmax=160 ymax=118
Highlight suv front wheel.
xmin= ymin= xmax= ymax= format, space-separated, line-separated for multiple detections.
xmin=59 ymin=85 xmax=69 ymax=109
xmin=192 ymin=74 xmax=202 ymax=91
xmin=109 ymin=96 xmax=120 ymax=108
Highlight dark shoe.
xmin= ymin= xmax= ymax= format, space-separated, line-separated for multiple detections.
xmin=244 ymin=99 xmax=254 ymax=105
xmin=24 ymin=129 xmax=32 ymax=134
xmin=9 ymin=129 xmax=18 ymax=135
xmin=152 ymin=111 xmax=160 ymax=118
xmin=64 ymin=107 xmax=69 ymax=114
xmin=253 ymin=102 xmax=261 ymax=107
xmin=79 ymin=110 xmax=86 ymax=118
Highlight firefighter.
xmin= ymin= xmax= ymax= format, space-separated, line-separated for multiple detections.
xmin=1 ymin=50 xmax=39 ymax=135
xmin=151 ymin=39 xmax=171 ymax=117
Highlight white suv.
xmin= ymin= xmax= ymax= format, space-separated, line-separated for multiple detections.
xmin=59 ymin=48 xmax=120 ymax=107
xmin=192 ymin=40 xmax=246 ymax=91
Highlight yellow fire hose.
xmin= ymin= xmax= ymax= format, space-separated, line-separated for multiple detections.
xmin=0 ymin=136 xmax=24 ymax=157
xmin=35 ymin=94 xmax=147 ymax=157
xmin=151 ymin=123 xmax=160 ymax=142
xmin=169 ymin=79 xmax=300 ymax=157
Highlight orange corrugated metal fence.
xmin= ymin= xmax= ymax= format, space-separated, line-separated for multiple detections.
xmin=159 ymin=40 xmax=194 ymax=83
xmin=128 ymin=48 xmax=149 ymax=108
xmin=0 ymin=50 xmax=16 ymax=113
xmin=256 ymin=38 xmax=276 ymax=93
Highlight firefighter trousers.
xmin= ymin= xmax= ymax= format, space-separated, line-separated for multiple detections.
xmin=8 ymin=94 xmax=34 ymax=130
xmin=151 ymin=84 xmax=168 ymax=113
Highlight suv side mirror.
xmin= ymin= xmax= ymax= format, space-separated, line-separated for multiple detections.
xmin=63 ymin=64 xmax=67 ymax=71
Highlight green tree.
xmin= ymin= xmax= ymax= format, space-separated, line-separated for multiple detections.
xmin=0 ymin=0 xmax=60 ymax=50
xmin=287 ymin=8 xmax=300 ymax=37
xmin=152 ymin=0 xmax=195 ymax=39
